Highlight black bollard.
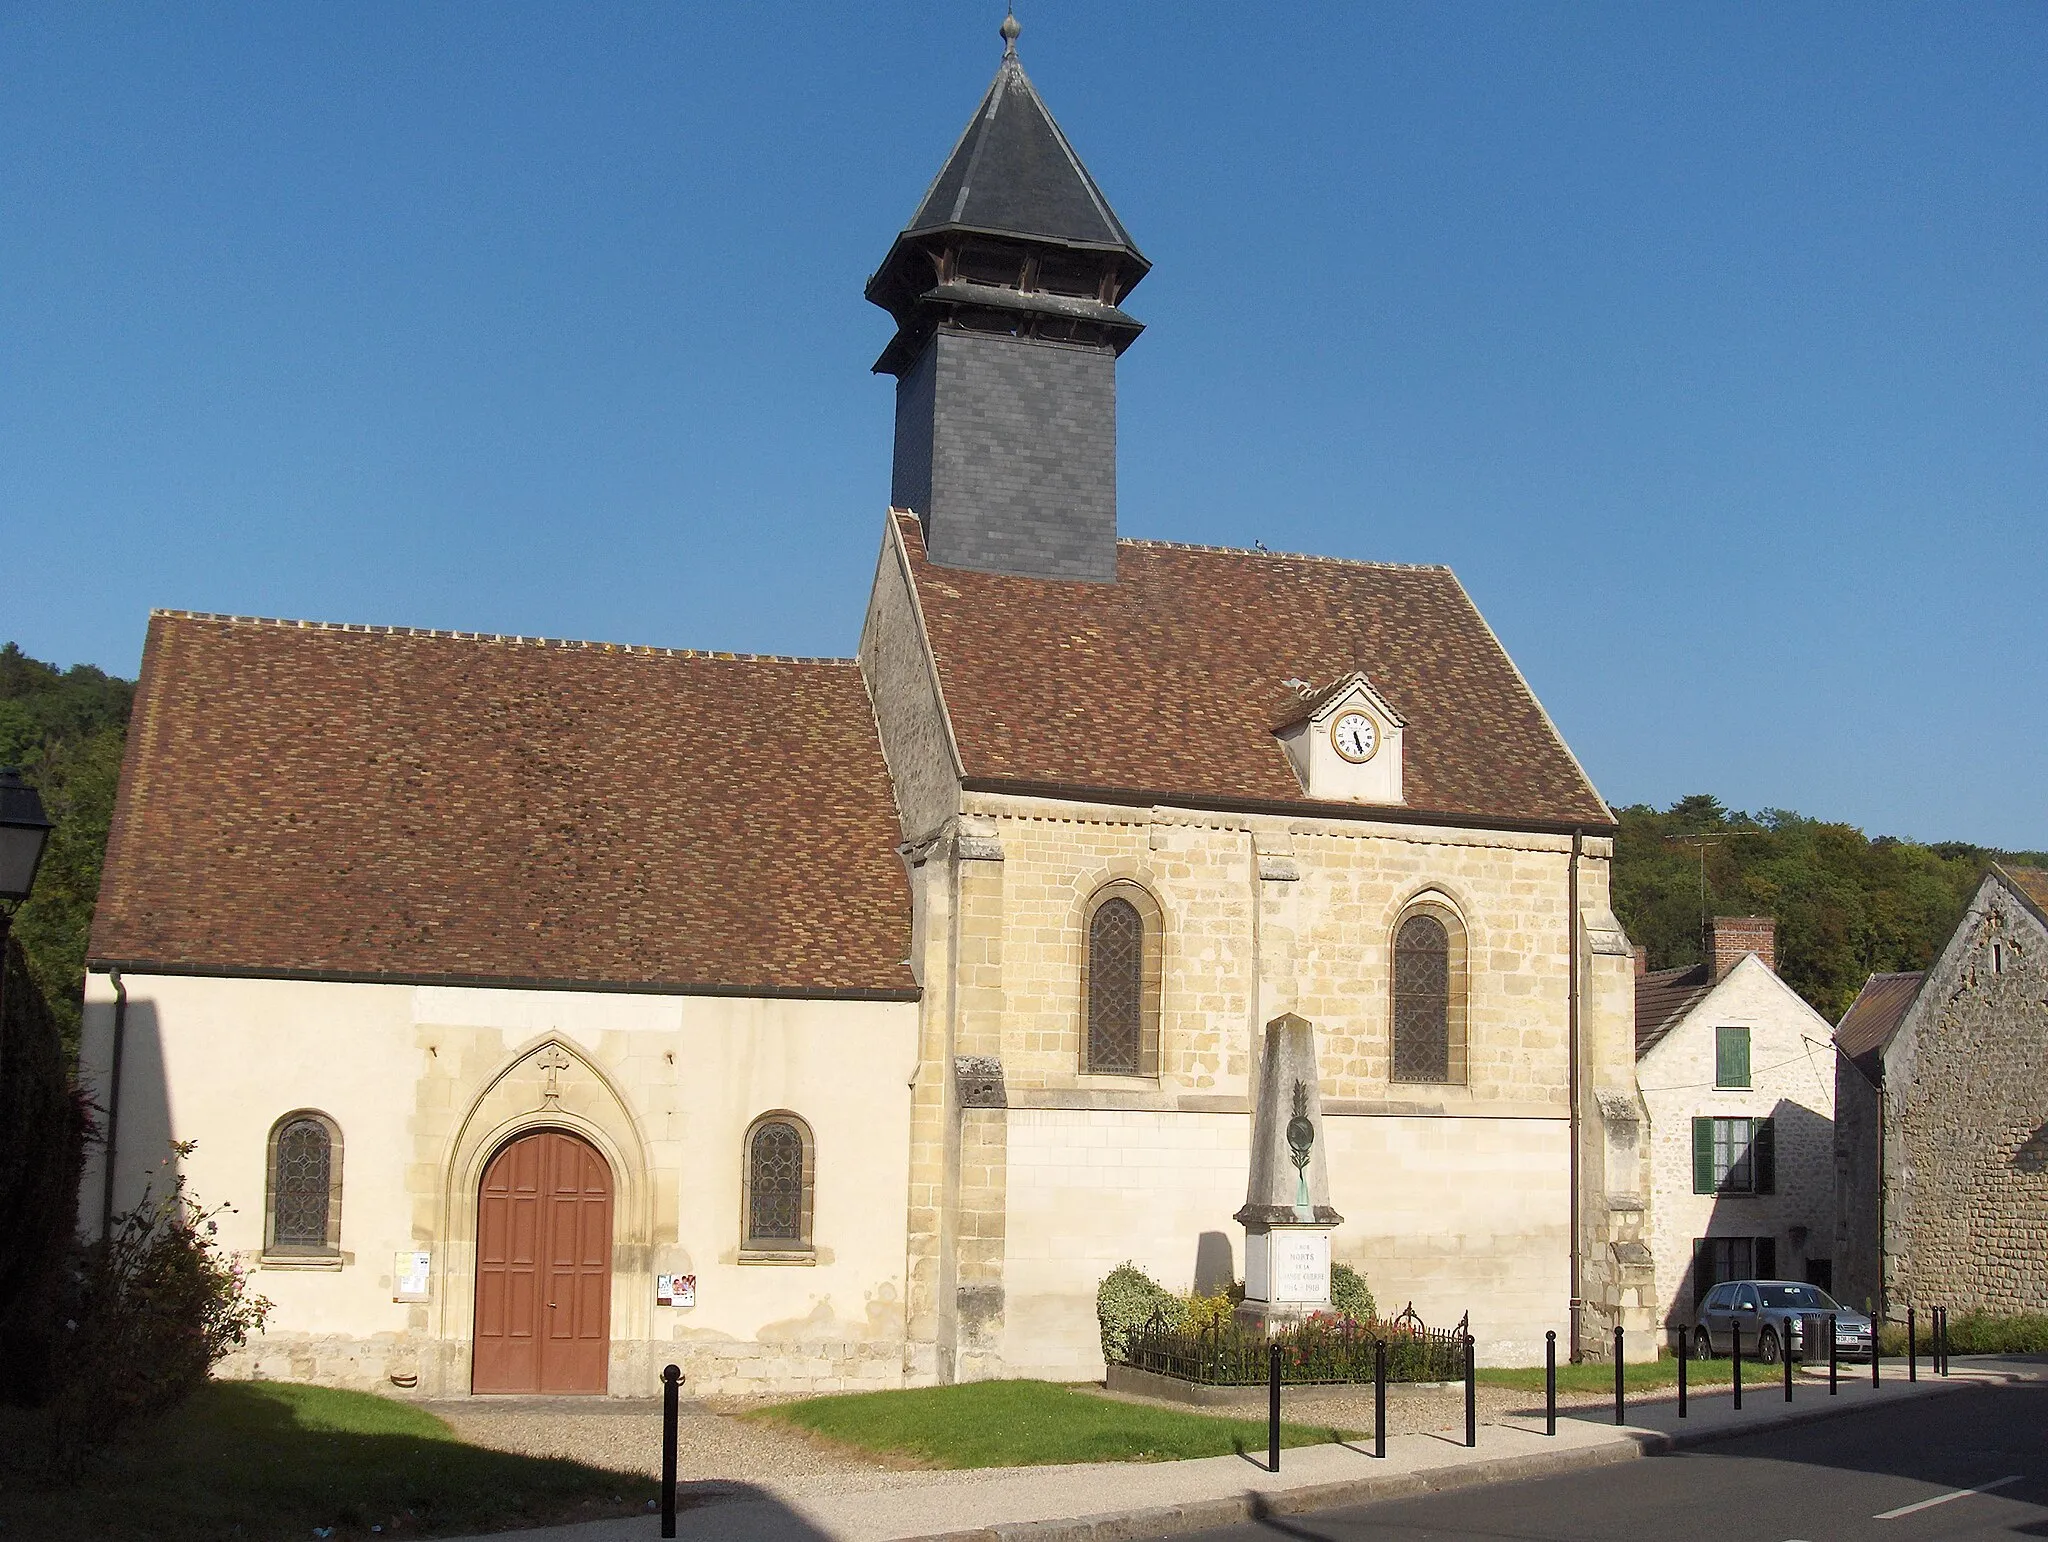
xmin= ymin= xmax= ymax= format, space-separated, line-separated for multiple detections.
xmin=1873 ymin=1322 xmax=1881 ymax=1389
xmin=1937 ymin=1306 xmax=1948 ymax=1377
xmin=1677 ymin=1326 xmax=1688 ymax=1418
xmin=1908 ymin=1307 xmax=1917 ymax=1382
xmin=1732 ymin=1320 xmax=1743 ymax=1410
xmin=1374 ymin=1338 xmax=1388 ymax=1459
xmin=660 ymin=1363 xmax=681 ymax=1539
xmin=1828 ymin=1314 xmax=1838 ymax=1396
xmin=1613 ymin=1324 xmax=1625 ymax=1426
xmin=1464 ymin=1331 xmax=1477 ymax=1448
xmin=1545 ymin=1330 xmax=1557 ymax=1436
xmin=1266 ymin=1342 xmax=1282 ymax=1472
xmin=1782 ymin=1323 xmax=1794 ymax=1402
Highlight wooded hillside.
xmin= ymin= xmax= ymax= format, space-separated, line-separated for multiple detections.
xmin=2 ymin=641 xmax=2041 ymax=1046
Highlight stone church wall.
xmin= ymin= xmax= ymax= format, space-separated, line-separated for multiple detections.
xmin=77 ymin=972 xmax=920 ymax=1398
xmin=1884 ymin=879 xmax=2048 ymax=1315
xmin=907 ymin=791 xmax=1630 ymax=1375
xmin=1000 ymin=1106 xmax=1569 ymax=1379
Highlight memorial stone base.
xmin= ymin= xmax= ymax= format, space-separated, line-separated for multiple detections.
xmin=1235 ymin=1221 xmax=1334 ymax=1332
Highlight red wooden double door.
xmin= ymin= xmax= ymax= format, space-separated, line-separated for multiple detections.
xmin=473 ymin=1130 xmax=613 ymax=1394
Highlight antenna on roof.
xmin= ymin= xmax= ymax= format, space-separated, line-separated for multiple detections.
xmin=1000 ymin=7 xmax=1020 ymax=55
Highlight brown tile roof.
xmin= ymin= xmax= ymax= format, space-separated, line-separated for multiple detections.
xmin=1997 ymin=863 xmax=2048 ymax=922
xmin=91 ymin=613 xmax=916 ymax=998
xmin=1834 ymin=971 xmax=1924 ymax=1080
xmin=896 ymin=516 xmax=1611 ymax=830
xmin=1635 ymin=962 xmax=1713 ymax=1057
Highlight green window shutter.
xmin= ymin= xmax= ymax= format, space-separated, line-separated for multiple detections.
xmin=1753 ymin=1117 xmax=1776 ymax=1194
xmin=1693 ymin=1118 xmax=1715 ymax=1194
xmin=1716 ymin=1026 xmax=1751 ymax=1089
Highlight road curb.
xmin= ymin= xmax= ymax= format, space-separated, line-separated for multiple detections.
xmin=906 ymin=1379 xmax=1990 ymax=1542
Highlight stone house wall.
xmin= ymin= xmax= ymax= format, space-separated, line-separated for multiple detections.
xmin=1884 ymin=874 xmax=2048 ymax=1314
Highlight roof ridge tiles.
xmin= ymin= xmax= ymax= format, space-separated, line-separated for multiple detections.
xmin=1114 ymin=537 xmax=1448 ymax=573
xmin=148 ymin=609 xmax=855 ymax=666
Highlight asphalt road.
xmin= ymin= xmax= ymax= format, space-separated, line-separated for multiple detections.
xmin=1185 ymin=1382 xmax=2048 ymax=1542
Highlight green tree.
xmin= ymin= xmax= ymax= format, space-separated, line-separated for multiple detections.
xmin=1611 ymin=796 xmax=2044 ymax=1020
xmin=0 ymin=644 xmax=134 ymax=1058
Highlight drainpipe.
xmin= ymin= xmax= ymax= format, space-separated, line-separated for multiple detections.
xmin=99 ymin=970 xmax=127 ymax=1239
xmin=1566 ymin=830 xmax=1583 ymax=1363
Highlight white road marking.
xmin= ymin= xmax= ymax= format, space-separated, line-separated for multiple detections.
xmin=1874 ymin=1476 xmax=2025 ymax=1520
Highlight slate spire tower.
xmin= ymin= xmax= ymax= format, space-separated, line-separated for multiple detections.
xmin=868 ymin=16 xmax=1148 ymax=582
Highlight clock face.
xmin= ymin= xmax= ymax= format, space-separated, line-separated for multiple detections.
xmin=1331 ymin=711 xmax=1378 ymax=763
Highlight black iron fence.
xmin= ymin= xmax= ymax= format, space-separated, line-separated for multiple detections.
xmin=1119 ymin=1302 xmax=1468 ymax=1386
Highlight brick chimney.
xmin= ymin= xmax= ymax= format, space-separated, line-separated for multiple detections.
xmin=1708 ymin=915 xmax=1775 ymax=980
xmin=1633 ymin=944 xmax=1649 ymax=977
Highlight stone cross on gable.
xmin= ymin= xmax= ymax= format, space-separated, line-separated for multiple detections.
xmin=536 ymin=1046 xmax=572 ymax=1107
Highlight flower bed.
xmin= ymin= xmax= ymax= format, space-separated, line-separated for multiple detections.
xmin=1119 ymin=1306 xmax=1468 ymax=1387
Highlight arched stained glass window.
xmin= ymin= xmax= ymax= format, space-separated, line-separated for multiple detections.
xmin=1392 ymin=913 xmax=1453 ymax=1083
xmin=1087 ymin=896 xmax=1145 ymax=1074
xmin=266 ymin=1111 xmax=341 ymax=1255
xmin=743 ymin=1114 xmax=815 ymax=1253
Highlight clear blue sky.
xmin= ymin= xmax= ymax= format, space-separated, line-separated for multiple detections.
xmin=4 ymin=4 xmax=2043 ymax=848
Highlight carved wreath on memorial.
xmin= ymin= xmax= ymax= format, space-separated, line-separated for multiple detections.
xmin=1287 ymin=1080 xmax=1315 ymax=1217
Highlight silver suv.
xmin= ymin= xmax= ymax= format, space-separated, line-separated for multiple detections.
xmin=1693 ymin=1280 xmax=1875 ymax=1363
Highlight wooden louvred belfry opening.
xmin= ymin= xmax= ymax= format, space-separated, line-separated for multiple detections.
xmin=472 ymin=1129 xmax=613 ymax=1394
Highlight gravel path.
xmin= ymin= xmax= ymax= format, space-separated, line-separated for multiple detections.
xmin=427 ymin=1399 xmax=894 ymax=1487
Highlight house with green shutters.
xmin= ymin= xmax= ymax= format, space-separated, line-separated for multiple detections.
xmin=1635 ymin=917 xmax=1839 ymax=1341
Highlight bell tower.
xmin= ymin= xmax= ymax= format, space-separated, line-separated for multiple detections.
xmin=867 ymin=15 xmax=1148 ymax=582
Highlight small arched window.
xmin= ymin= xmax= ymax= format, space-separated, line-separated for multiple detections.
xmin=1391 ymin=903 xmax=1468 ymax=1085
xmin=1083 ymin=883 xmax=1163 ymax=1076
xmin=265 ymin=1111 xmax=342 ymax=1258
xmin=741 ymin=1113 xmax=815 ymax=1258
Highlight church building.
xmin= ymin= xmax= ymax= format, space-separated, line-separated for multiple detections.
xmin=79 ymin=23 xmax=1653 ymax=1397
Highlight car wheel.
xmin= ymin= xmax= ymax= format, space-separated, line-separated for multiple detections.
xmin=1691 ymin=1326 xmax=1713 ymax=1359
xmin=1758 ymin=1327 xmax=1782 ymax=1365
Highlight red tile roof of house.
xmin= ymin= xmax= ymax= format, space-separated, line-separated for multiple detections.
xmin=896 ymin=515 xmax=1611 ymax=830
xmin=90 ymin=612 xmax=917 ymax=998
xmin=1834 ymin=971 xmax=1925 ymax=1077
xmin=1635 ymin=962 xmax=1714 ymax=1057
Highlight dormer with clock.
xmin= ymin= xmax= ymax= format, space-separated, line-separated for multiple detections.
xmin=1273 ymin=672 xmax=1406 ymax=805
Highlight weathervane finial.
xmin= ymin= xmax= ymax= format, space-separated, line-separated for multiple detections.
xmin=1000 ymin=7 xmax=1020 ymax=55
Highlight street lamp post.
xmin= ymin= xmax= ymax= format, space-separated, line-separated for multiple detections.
xmin=0 ymin=767 xmax=57 ymax=1069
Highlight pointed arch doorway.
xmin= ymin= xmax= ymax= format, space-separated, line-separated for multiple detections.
xmin=472 ymin=1129 xmax=614 ymax=1394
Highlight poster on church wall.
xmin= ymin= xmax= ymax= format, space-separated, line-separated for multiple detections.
xmin=393 ymin=1250 xmax=432 ymax=1302
xmin=657 ymin=1273 xmax=696 ymax=1308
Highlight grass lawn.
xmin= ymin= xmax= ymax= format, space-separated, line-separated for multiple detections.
xmin=1478 ymin=1353 xmax=1737 ymax=1395
xmin=0 ymin=1381 xmax=657 ymax=1541
xmin=751 ymin=1380 xmax=1355 ymax=1468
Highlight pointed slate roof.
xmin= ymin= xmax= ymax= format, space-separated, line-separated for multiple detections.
xmin=904 ymin=38 xmax=1143 ymax=259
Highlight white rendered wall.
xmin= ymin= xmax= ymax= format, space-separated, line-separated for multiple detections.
xmin=77 ymin=972 xmax=919 ymax=1396
xmin=1638 ymin=956 xmax=1837 ymax=1333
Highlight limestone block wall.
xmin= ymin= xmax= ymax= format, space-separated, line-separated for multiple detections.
xmin=77 ymin=972 xmax=920 ymax=1398
xmin=1832 ymin=1063 xmax=1884 ymax=1315
xmin=1637 ymin=959 xmax=1837 ymax=1330
xmin=1000 ymin=1107 xmax=1571 ymax=1378
xmin=1884 ymin=878 xmax=2048 ymax=1314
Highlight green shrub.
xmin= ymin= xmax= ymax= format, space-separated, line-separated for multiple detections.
xmin=1182 ymin=1290 xmax=1235 ymax=1334
xmin=1330 ymin=1263 xmax=1375 ymax=1323
xmin=0 ymin=936 xmax=92 ymax=1406
xmin=1097 ymin=1262 xmax=1184 ymax=1363
xmin=21 ymin=1145 xmax=273 ymax=1475
xmin=1879 ymin=1309 xmax=2048 ymax=1357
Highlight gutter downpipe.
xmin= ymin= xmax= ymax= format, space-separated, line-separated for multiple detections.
xmin=99 ymin=970 xmax=127 ymax=1240
xmin=1567 ymin=829 xmax=1583 ymax=1364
